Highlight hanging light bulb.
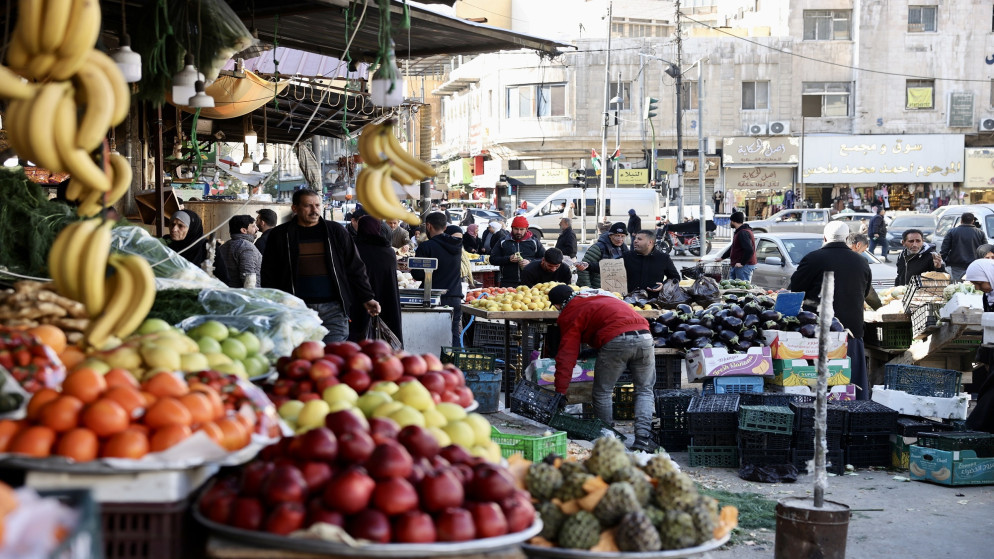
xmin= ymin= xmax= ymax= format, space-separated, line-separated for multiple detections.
xmin=111 ymin=33 xmax=142 ymax=83
xmin=258 ymin=148 xmax=273 ymax=174
xmin=370 ymin=41 xmax=405 ymax=107
xmin=258 ymin=104 xmax=273 ymax=173
xmin=239 ymin=143 xmax=254 ymax=173
xmin=187 ymin=80 xmax=215 ymax=108
xmin=172 ymin=54 xmax=202 ymax=105
xmin=244 ymin=117 xmax=258 ymax=151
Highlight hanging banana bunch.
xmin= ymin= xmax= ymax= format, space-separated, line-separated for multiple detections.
xmin=355 ymin=121 xmax=436 ymax=225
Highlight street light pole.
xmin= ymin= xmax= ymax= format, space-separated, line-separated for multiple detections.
xmin=614 ymin=72 xmax=621 ymax=189
xmin=697 ymin=60 xmax=707 ymax=256
xmin=675 ymin=2 xmax=684 ymax=222
xmin=598 ymin=2 xmax=613 ymax=227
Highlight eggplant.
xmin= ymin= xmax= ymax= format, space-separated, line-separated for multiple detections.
xmin=762 ymin=320 xmax=779 ymax=331
xmin=676 ymin=323 xmax=692 ymax=332
xmin=830 ymin=318 xmax=845 ymax=332
xmin=723 ymin=294 xmax=739 ymax=304
xmin=798 ymin=324 xmax=818 ymax=338
xmin=707 ymin=303 xmax=724 ymax=312
xmin=743 ymin=302 xmax=763 ymax=316
xmin=651 ymin=322 xmax=668 ymax=336
xmin=740 ymin=328 xmax=758 ymax=342
xmin=735 ymin=339 xmax=754 ymax=353
xmin=718 ymin=329 xmax=740 ymax=345
xmin=694 ymin=308 xmax=707 ymax=319
xmin=711 ymin=341 xmax=727 ymax=350
xmin=757 ymin=296 xmax=776 ymax=308
xmin=659 ymin=311 xmax=680 ymax=328
xmin=714 ymin=309 xmax=730 ymax=321
xmin=722 ymin=316 xmax=744 ymax=330
xmin=742 ymin=315 xmax=760 ymax=329
xmin=759 ymin=309 xmax=782 ymax=323
xmin=676 ymin=303 xmax=693 ymax=315
xmin=668 ymin=331 xmax=690 ymax=348
xmin=701 ymin=315 xmax=715 ymax=330
xmin=728 ymin=305 xmax=745 ymax=320
xmin=797 ymin=311 xmax=818 ymax=325
xmin=686 ymin=318 xmax=702 ymax=327
xmin=691 ymin=337 xmax=712 ymax=349
xmin=654 ymin=337 xmax=669 ymax=348
xmin=687 ymin=325 xmax=713 ymax=340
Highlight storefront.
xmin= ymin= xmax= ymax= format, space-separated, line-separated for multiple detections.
xmin=963 ymin=148 xmax=994 ymax=204
xmin=801 ymin=135 xmax=965 ymax=212
xmin=722 ymin=137 xmax=800 ymax=219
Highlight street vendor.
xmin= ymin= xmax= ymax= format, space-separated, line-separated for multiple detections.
xmin=490 ymin=216 xmax=546 ymax=287
xmin=964 ymin=259 xmax=994 ymax=312
xmin=520 ymin=248 xmax=571 ymax=287
xmin=548 ymin=284 xmax=657 ymax=453
xmin=622 ymin=229 xmax=680 ymax=294
xmin=894 ymin=229 xmax=944 ymax=286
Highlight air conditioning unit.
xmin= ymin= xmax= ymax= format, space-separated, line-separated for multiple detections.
xmin=747 ymin=123 xmax=767 ymax=135
xmin=980 ymin=116 xmax=994 ymax=132
xmin=768 ymin=121 xmax=790 ymax=135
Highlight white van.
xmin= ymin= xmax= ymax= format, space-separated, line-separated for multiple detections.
xmin=520 ymin=188 xmax=662 ymax=240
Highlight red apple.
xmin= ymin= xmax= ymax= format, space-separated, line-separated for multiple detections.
xmin=269 ymin=394 xmax=290 ymax=408
xmin=418 ymin=469 xmax=464 ymax=512
xmin=397 ymin=425 xmax=440 ymax=459
xmin=500 ymin=490 xmax=536 ymax=533
xmin=271 ymin=378 xmax=294 ymax=396
xmin=451 ymin=463 xmax=474 ymax=485
xmin=400 ymin=355 xmax=428 ymax=377
xmin=346 ymin=352 xmax=374 ymax=374
xmin=324 ymin=409 xmax=368 ymax=437
xmin=372 ymin=355 xmax=404 ymax=382
xmin=306 ymin=499 xmax=345 ymax=528
xmin=455 ymin=386 xmax=474 ymax=408
xmin=309 ymin=359 xmax=339 ymax=381
xmin=296 ymin=380 xmax=314 ymax=395
xmin=428 ymin=455 xmax=451 ymax=471
xmin=289 ymin=427 xmax=338 ymax=462
xmin=468 ymin=463 xmax=515 ymax=502
xmin=346 ymin=509 xmax=391 ymax=543
xmin=298 ymin=392 xmax=321 ymax=403
xmin=341 ymin=369 xmax=371 ymax=393
xmin=421 ymin=353 xmax=444 ymax=372
xmin=230 ymin=497 xmax=265 ymax=530
xmin=366 ymin=442 xmax=413 ymax=480
xmin=440 ymin=390 xmax=460 ymax=404
xmin=261 ymin=464 xmax=308 ymax=505
xmin=406 ymin=461 xmax=427 ymax=486
xmin=322 ymin=353 xmax=346 ymax=369
xmin=435 ymin=507 xmax=476 ymax=542
xmin=397 ymin=375 xmax=416 ymax=384
xmin=239 ymin=460 xmax=275 ymax=497
xmin=368 ymin=417 xmax=400 ymax=445
xmin=393 ymin=511 xmax=437 ymax=543
xmin=325 ymin=341 xmax=361 ymax=358
xmin=323 ymin=467 xmax=376 ymax=514
xmin=469 ymin=502 xmax=509 ymax=538
xmin=315 ymin=376 xmax=339 ymax=393
xmin=431 ymin=392 xmax=441 ymax=404
xmin=299 ymin=461 xmax=334 ymax=493
xmin=361 ymin=339 xmax=394 ymax=359
xmin=439 ymin=445 xmax=473 ymax=465
xmin=337 ymin=429 xmax=376 ymax=463
xmin=258 ymin=439 xmax=292 ymax=462
xmin=439 ymin=370 xmax=460 ymax=390
xmin=292 ymin=341 xmax=325 ymax=362
xmin=284 ymin=359 xmax=311 ymax=380
xmin=371 ymin=476 xmax=419 ymax=516
xmin=264 ymin=502 xmax=306 ymax=535
xmin=275 ymin=356 xmax=292 ymax=375
xmin=419 ymin=372 xmax=446 ymax=394
xmin=203 ymin=493 xmax=236 ymax=524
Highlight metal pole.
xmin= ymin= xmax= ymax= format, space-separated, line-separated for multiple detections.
xmin=815 ymin=271 xmax=836 ymax=508
xmin=599 ymin=2 xmax=613 ymax=227
xmin=698 ymin=61 xmax=706 ymax=255
xmin=614 ymin=73 xmax=621 ymax=190
xmin=675 ymin=0 xmax=684 ymax=222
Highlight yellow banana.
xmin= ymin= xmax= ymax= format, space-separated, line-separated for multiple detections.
xmin=46 ymin=223 xmax=76 ymax=294
xmin=14 ymin=0 xmax=43 ymax=56
xmin=84 ymin=254 xmax=133 ymax=349
xmin=40 ymin=0 xmax=74 ymax=54
xmin=380 ymin=124 xmax=435 ymax=178
xmin=49 ymin=0 xmax=102 ymax=81
xmin=358 ymin=122 xmax=385 ymax=165
xmin=77 ymin=219 xmax=112 ymax=316
xmin=52 ymin=86 xmax=85 ymax=201
xmin=355 ymin=167 xmax=381 ymax=217
xmin=87 ymin=50 xmax=130 ymax=126
xmin=57 ymin=217 xmax=100 ymax=301
xmin=62 ymin=146 xmax=111 ymax=194
xmin=111 ymin=254 xmax=155 ymax=338
xmin=5 ymin=97 xmax=35 ymax=162
xmin=357 ymin=165 xmax=402 ymax=222
xmin=105 ymin=151 xmax=133 ymax=208
xmin=27 ymin=82 xmax=73 ymax=172
xmin=71 ymin=58 xmax=114 ymax=151
xmin=378 ymin=125 xmax=429 ymax=182
xmin=4 ymin=34 xmax=31 ymax=73
xmin=388 ymin=157 xmax=419 ymax=185
xmin=0 ymin=65 xmax=35 ymax=100
xmin=372 ymin=163 xmax=421 ymax=225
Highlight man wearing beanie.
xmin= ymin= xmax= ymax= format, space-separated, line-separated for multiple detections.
xmin=490 ymin=215 xmax=546 ymax=287
xmin=548 ymin=285 xmax=657 ymax=452
xmin=577 ymin=222 xmax=628 ymax=288
xmin=520 ymin=248 xmax=571 ymax=287
xmin=627 ymin=209 xmax=641 ymax=248
xmin=726 ymin=211 xmax=756 ymax=281
xmin=789 ymin=221 xmax=873 ymax=400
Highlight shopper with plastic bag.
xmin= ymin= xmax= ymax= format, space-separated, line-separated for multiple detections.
xmin=348 ymin=216 xmax=403 ymax=345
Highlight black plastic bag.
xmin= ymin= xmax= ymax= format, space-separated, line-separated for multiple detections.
xmin=689 ymin=275 xmax=721 ymax=306
xmin=656 ymin=279 xmax=692 ymax=309
xmin=738 ymin=463 xmax=799 ymax=483
xmin=367 ymin=316 xmax=403 ymax=351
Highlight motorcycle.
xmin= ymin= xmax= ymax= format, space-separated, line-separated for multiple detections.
xmin=655 ymin=219 xmax=716 ymax=257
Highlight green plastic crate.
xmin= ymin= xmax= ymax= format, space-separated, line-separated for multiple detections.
xmin=688 ymin=446 xmax=739 ymax=468
xmin=548 ymin=412 xmax=619 ymax=441
xmin=440 ymin=346 xmax=498 ymax=372
xmin=869 ymin=323 xmax=913 ymax=350
xmin=738 ymin=405 xmax=794 ymax=435
xmin=490 ymin=426 xmax=567 ymax=461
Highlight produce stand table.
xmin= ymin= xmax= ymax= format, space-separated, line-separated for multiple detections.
xmin=205 ymin=537 xmax=526 ymax=559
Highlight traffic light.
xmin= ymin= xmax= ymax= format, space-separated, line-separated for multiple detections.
xmin=643 ymin=96 xmax=658 ymax=120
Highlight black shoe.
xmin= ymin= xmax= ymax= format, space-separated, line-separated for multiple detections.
xmin=631 ymin=437 xmax=659 ymax=453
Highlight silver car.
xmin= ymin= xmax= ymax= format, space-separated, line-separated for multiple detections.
xmin=705 ymin=233 xmax=896 ymax=291
xmin=746 ymin=209 xmax=833 ymax=234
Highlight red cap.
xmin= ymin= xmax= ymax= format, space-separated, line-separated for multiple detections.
xmin=511 ymin=216 xmax=529 ymax=228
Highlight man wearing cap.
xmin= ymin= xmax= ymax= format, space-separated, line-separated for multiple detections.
xmin=548 ymin=285 xmax=657 ymax=452
xmin=725 ymin=211 xmax=756 ymax=281
xmin=623 ymin=229 xmax=680 ymax=294
xmin=789 ymin=221 xmax=872 ymax=400
xmin=577 ymin=222 xmax=629 ymax=289
xmin=490 ymin=216 xmax=546 ymax=287
xmin=941 ymin=212 xmax=987 ymax=282
xmin=520 ymin=248 xmax=571 ymax=287
xmin=255 ymin=208 xmax=278 ymax=256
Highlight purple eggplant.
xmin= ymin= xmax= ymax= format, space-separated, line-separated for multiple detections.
xmin=798 ymin=324 xmax=818 ymax=338
xmin=797 ymin=311 xmax=818 ymax=325
xmin=687 ymin=325 xmax=714 ymax=340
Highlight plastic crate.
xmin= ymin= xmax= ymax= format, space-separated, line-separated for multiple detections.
xmin=509 ymin=380 xmax=564 ymax=424
xmin=902 ymin=275 xmax=950 ymax=313
xmin=738 ymin=430 xmax=793 ymax=450
xmin=654 ymin=353 xmax=683 ymax=389
xmin=548 ymin=412 xmax=618 ymax=441
xmin=440 ymin=346 xmax=498 ymax=372
xmin=884 ymin=364 xmax=963 ymax=398
xmin=739 ymin=393 xmax=799 ymax=407
xmin=690 ymin=431 xmax=738 ymax=447
xmin=911 ymin=302 xmax=942 ymax=339
xmin=915 ymin=431 xmax=994 ymax=458
xmin=793 ymin=449 xmax=846 ymax=475
xmin=472 ymin=320 xmax=514 ymax=347
xmin=791 ymin=401 xmax=847 ymax=432
xmin=738 ymin=405 xmax=795 ymax=434
xmin=702 ymin=375 xmax=764 ymax=395
xmin=868 ymin=323 xmax=913 ymax=350
xmin=845 ymin=440 xmax=891 ymax=468
xmin=465 ymin=370 xmax=502 ymax=413
xmin=657 ymin=428 xmax=692 ymax=452
xmin=102 ymin=497 xmax=202 ymax=559
xmin=839 ymin=400 xmax=899 ymax=435
xmin=688 ymin=446 xmax=739 ymax=468
xmin=792 ymin=429 xmax=844 ymax=451
xmin=42 ymin=489 xmax=102 ymax=559
xmin=895 ymin=416 xmax=955 ymax=437
xmin=655 ymin=389 xmax=698 ymax=430
xmin=740 ymin=447 xmax=792 ymax=466
xmin=688 ymin=394 xmax=741 ymax=436
xmin=612 ymin=383 xmax=636 ymax=420
xmin=490 ymin=426 xmax=568 ymax=461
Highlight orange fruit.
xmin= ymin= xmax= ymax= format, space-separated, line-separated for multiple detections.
xmin=178 ymin=392 xmax=214 ymax=424
xmin=141 ymin=372 xmax=188 ymax=399
xmin=104 ymin=385 xmax=147 ymax=420
xmin=143 ymin=397 xmax=193 ymax=429
xmin=101 ymin=428 xmax=149 ymax=459
xmin=58 ymin=346 xmax=86 ymax=371
xmin=9 ymin=426 xmax=57 ymax=457
xmin=81 ymin=399 xmax=130 ymax=438
xmin=62 ymin=368 xmax=108 ymax=404
xmin=39 ymin=395 xmax=84 ymax=433
xmin=197 ymin=422 xmax=225 ymax=447
xmin=0 ymin=420 xmax=25 ymax=453
xmin=26 ymin=388 xmax=60 ymax=421
xmin=27 ymin=325 xmax=67 ymax=354
xmin=149 ymin=425 xmax=192 ymax=453
xmin=189 ymin=383 xmax=225 ymax=420
xmin=55 ymin=428 xmax=99 ymax=462
xmin=140 ymin=391 xmax=158 ymax=407
xmin=105 ymin=368 xmax=139 ymax=389
xmin=215 ymin=418 xmax=249 ymax=451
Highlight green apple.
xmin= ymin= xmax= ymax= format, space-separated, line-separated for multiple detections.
xmin=234 ymin=332 xmax=261 ymax=356
xmin=435 ymin=402 xmax=467 ymax=422
xmin=372 ymin=400 xmax=405 ymax=419
xmin=356 ymin=391 xmax=393 ymax=417
xmin=137 ymin=318 xmax=173 ymax=335
xmin=297 ymin=399 xmax=331 ymax=429
xmin=145 ymin=336 xmax=188 ymax=356
xmin=327 ymin=400 xmax=355 ymax=413
xmin=394 ymin=381 xmax=434 ymax=412
xmin=369 ymin=381 xmax=399 ymax=395
xmin=428 ymin=427 xmax=452 ymax=447
xmin=190 ymin=320 xmax=229 ymax=342
xmin=205 ymin=352 xmax=232 ymax=367
xmin=389 ymin=405 xmax=426 ymax=428
xmin=100 ymin=346 xmax=142 ymax=370
xmin=179 ymin=352 xmax=210 ymax=372
xmin=463 ymin=413 xmax=492 ymax=446
xmin=79 ymin=358 xmax=111 ymax=374
xmin=278 ymin=400 xmax=305 ymax=422
xmin=486 ymin=441 xmax=503 ymax=463
xmin=422 ymin=407 xmax=447 ymax=429
xmin=197 ymin=337 xmax=222 ymax=355
xmin=215 ymin=360 xmax=247 ymax=379
xmin=442 ymin=421 xmax=476 ymax=449
xmin=140 ymin=345 xmax=181 ymax=371
xmin=323 ymin=384 xmax=359 ymax=407
xmin=220 ymin=338 xmax=247 ymax=362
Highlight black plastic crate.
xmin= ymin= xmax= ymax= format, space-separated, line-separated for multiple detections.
xmin=915 ymin=431 xmax=994 ymax=458
xmin=738 ymin=430 xmax=793 ymax=450
xmin=688 ymin=394 xmax=740 ymax=445
xmin=895 ymin=416 xmax=955 ymax=437
xmin=867 ymin=322 xmax=914 ymax=350
xmin=740 ymin=447 xmax=792 ymax=466
xmin=613 ymin=383 xmax=636 ymax=420
xmin=654 ymin=389 xmax=697 ymax=430
xmin=739 ymin=393 xmax=798 ymax=407
xmin=688 ymin=445 xmax=739 ymax=468
xmin=658 ymin=428 xmax=692 ymax=452
xmin=838 ymin=400 xmax=899 ymax=435
xmin=793 ymin=429 xmax=844 ymax=451
xmin=472 ymin=320 xmax=515 ymax=347
xmin=793 ymin=449 xmax=846 ymax=475
xmin=884 ymin=364 xmax=963 ymax=398
xmin=509 ymin=380 xmax=564 ymax=424
xmin=691 ymin=431 xmax=739 ymax=447
xmin=548 ymin=412 xmax=619 ymax=441
xmin=738 ymin=405 xmax=795 ymax=435
xmin=902 ymin=274 xmax=950 ymax=313
xmin=655 ymin=353 xmax=683 ymax=389
xmin=440 ymin=346 xmax=498 ymax=372
xmin=911 ymin=302 xmax=942 ymax=339
xmin=791 ymin=401 xmax=847 ymax=432
xmin=845 ymin=441 xmax=891 ymax=468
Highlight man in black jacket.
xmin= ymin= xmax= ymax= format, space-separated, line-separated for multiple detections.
xmin=520 ymin=248 xmax=571 ymax=287
xmin=491 ymin=216 xmax=546 ymax=287
xmin=254 ymin=208 xmax=277 ymax=256
xmin=261 ymin=189 xmax=380 ymax=343
xmin=627 ymin=209 xmax=642 ymax=249
xmin=410 ymin=212 xmax=465 ymax=345
xmin=867 ymin=208 xmax=890 ymax=262
xmin=623 ymin=229 xmax=680 ymax=294
xmin=789 ymin=221 xmax=872 ymax=400
xmin=554 ymin=218 xmax=578 ymax=258
xmin=941 ymin=212 xmax=988 ymax=282
xmin=896 ymin=229 xmax=945 ymax=286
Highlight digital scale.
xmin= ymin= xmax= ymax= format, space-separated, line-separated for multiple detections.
xmin=402 ymin=257 xmax=444 ymax=307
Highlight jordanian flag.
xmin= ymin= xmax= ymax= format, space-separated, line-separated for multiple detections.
xmin=591 ymin=148 xmax=601 ymax=171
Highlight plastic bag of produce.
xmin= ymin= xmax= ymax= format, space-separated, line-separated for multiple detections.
xmin=657 ymin=279 xmax=692 ymax=309
xmin=366 ymin=316 xmax=403 ymax=351
xmin=109 ymin=226 xmax=224 ymax=289
xmin=196 ymin=288 xmax=327 ymax=356
xmin=689 ymin=275 xmax=721 ymax=306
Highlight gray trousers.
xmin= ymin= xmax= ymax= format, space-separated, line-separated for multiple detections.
xmin=309 ymin=301 xmax=349 ymax=343
xmin=592 ymin=332 xmax=656 ymax=439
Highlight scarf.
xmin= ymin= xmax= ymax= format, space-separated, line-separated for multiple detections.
xmin=964 ymin=259 xmax=994 ymax=305
xmin=167 ymin=210 xmax=207 ymax=266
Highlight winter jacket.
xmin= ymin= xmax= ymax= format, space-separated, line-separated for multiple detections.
xmin=895 ymin=243 xmax=945 ymax=286
xmin=788 ymin=241 xmax=871 ymax=339
xmin=555 ymin=226 xmax=578 ymax=258
xmin=348 ymin=232 xmax=403 ymax=343
xmin=940 ymin=224 xmax=988 ymax=268
xmin=490 ymin=233 xmax=546 ymax=287
xmin=868 ymin=214 xmax=887 ymax=237
xmin=254 ymin=229 xmax=272 ymax=256
xmin=520 ymin=260 xmax=572 ymax=287
xmin=390 ymin=226 xmax=411 ymax=250
xmin=480 ymin=228 xmax=509 ymax=255
xmin=462 ymin=234 xmax=482 ymax=254
xmin=261 ymin=218 xmax=375 ymax=315
xmin=729 ymin=224 xmax=757 ymax=266
xmin=411 ymin=233 xmax=464 ymax=298
xmin=554 ymin=293 xmax=650 ymax=394
xmin=622 ymin=250 xmax=680 ymax=294
xmin=218 ymin=233 xmax=262 ymax=288
xmin=577 ymin=233 xmax=630 ymax=289
xmin=627 ymin=214 xmax=642 ymax=237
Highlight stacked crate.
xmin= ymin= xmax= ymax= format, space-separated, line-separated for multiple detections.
xmin=687 ymin=394 xmax=740 ymax=467
xmin=791 ymin=400 xmax=847 ymax=474
xmin=654 ymin=388 xmax=698 ymax=452
xmin=891 ymin=417 xmax=955 ymax=469
xmin=737 ymin=405 xmax=794 ymax=466
xmin=838 ymin=400 xmax=899 ymax=468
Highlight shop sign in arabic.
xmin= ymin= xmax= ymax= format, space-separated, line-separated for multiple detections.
xmin=963 ymin=148 xmax=994 ymax=189
xmin=723 ymin=137 xmax=800 ymax=165
xmin=728 ymin=167 xmax=793 ymax=190
xmin=801 ymin=135 xmax=965 ymax=183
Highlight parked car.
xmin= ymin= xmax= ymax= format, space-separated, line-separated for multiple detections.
xmin=746 ymin=208 xmax=833 ymax=234
xmin=447 ymin=208 xmax=503 ymax=227
xmin=830 ymin=211 xmax=891 ymax=234
xmin=704 ymin=232 xmax=896 ymax=291
xmin=885 ymin=214 xmax=937 ymax=252
xmin=929 ymin=204 xmax=994 ymax=251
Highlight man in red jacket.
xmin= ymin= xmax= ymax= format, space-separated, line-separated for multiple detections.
xmin=548 ymin=284 xmax=657 ymax=452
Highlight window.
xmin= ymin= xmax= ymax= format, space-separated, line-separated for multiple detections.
xmin=742 ymin=81 xmax=770 ymax=110
xmin=909 ymin=6 xmax=937 ymax=32
xmin=776 ymin=211 xmax=803 ymax=223
xmin=538 ymin=84 xmax=565 ymax=116
xmin=541 ymin=199 xmax=567 ymax=216
xmin=803 ymin=10 xmax=851 ymax=40
xmin=805 ymin=212 xmax=827 ymax=224
xmin=801 ymin=82 xmax=851 ymax=117
xmin=756 ymin=239 xmax=783 ymax=262
xmin=506 ymin=84 xmax=566 ymax=118
xmin=906 ymin=79 xmax=935 ymax=110
xmin=680 ymin=81 xmax=699 ymax=110
xmin=609 ymin=82 xmax=631 ymax=110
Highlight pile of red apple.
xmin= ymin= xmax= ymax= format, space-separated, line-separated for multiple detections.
xmin=266 ymin=339 xmax=475 ymax=409
xmin=198 ymin=409 xmax=536 ymax=543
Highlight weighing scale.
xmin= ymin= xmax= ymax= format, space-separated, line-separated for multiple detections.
xmin=402 ymin=257 xmax=446 ymax=307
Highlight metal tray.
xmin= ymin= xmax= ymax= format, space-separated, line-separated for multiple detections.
xmin=520 ymin=533 xmax=730 ymax=559
xmin=194 ymin=503 xmax=542 ymax=557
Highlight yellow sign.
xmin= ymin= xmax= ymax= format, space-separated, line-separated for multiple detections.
xmin=907 ymin=87 xmax=933 ymax=109
xmin=618 ymin=169 xmax=649 ymax=185
xmin=535 ymin=169 xmax=568 ymax=185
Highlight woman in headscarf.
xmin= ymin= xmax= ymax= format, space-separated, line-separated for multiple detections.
xmin=964 ymin=258 xmax=994 ymax=434
xmin=463 ymin=223 xmax=482 ymax=254
xmin=976 ymin=244 xmax=994 ymax=260
xmin=348 ymin=216 xmax=403 ymax=344
xmin=164 ymin=209 xmax=209 ymax=268
xmin=964 ymin=259 xmax=994 ymax=312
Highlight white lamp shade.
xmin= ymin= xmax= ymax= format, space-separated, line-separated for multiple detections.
xmin=239 ymin=153 xmax=254 ymax=173
xmin=370 ymin=51 xmax=404 ymax=107
xmin=187 ymin=81 xmax=214 ymax=108
xmin=171 ymin=62 xmax=201 ymax=105
xmin=244 ymin=128 xmax=257 ymax=150
xmin=258 ymin=155 xmax=273 ymax=173
xmin=112 ymin=45 xmax=142 ymax=83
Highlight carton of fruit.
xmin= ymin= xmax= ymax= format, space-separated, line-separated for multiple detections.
xmin=768 ymin=358 xmax=851 ymax=386
xmin=528 ymin=357 xmax=596 ymax=386
xmin=762 ymin=330 xmax=848 ymax=360
xmin=909 ymin=445 xmax=994 ymax=486
xmin=685 ymin=346 xmax=773 ymax=382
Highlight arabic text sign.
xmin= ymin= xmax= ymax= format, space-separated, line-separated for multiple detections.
xmin=802 ymin=135 xmax=964 ymax=183
xmin=728 ymin=167 xmax=794 ymax=190
xmin=963 ymin=149 xmax=994 ymax=189
xmin=723 ymin=137 xmax=800 ymax=165
xmin=599 ymin=259 xmax=628 ymax=296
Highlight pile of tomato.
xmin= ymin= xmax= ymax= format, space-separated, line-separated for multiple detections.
xmin=463 ymin=287 xmax=516 ymax=302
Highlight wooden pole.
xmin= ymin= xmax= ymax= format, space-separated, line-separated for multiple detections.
xmin=814 ymin=270 xmax=835 ymax=508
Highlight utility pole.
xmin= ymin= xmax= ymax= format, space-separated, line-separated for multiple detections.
xmin=614 ymin=71 xmax=621 ymax=189
xmin=674 ymin=0 xmax=684 ymax=222
xmin=598 ymin=2 xmax=613 ymax=227
xmin=697 ymin=61 xmax=707 ymax=254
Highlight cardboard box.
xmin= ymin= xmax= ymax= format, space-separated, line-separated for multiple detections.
xmin=891 ymin=434 xmax=917 ymax=470
xmin=909 ymin=445 xmax=994 ymax=486
xmin=529 ymin=357 xmax=596 ymax=386
xmin=871 ymin=386 xmax=970 ymax=420
xmin=769 ymin=384 xmax=857 ymax=401
xmin=762 ymin=330 xmax=848 ymax=360
xmin=769 ymin=358 xmax=851 ymax=386
xmin=686 ymin=347 xmax=773 ymax=382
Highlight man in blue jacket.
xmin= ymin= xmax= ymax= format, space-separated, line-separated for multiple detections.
xmin=411 ymin=211 xmax=465 ymax=345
